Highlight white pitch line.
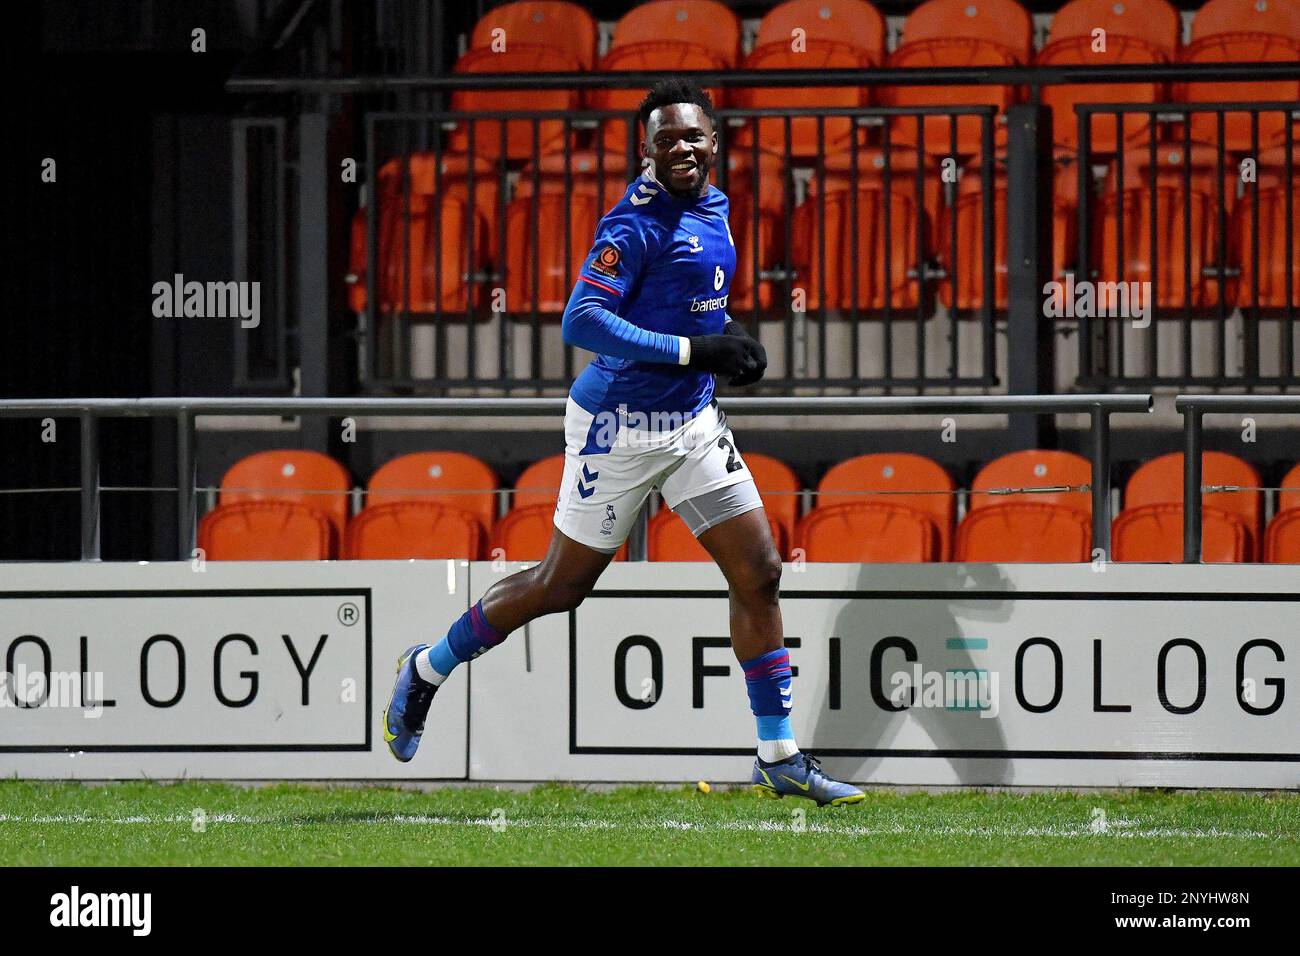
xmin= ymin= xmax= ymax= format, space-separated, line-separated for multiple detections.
xmin=0 ymin=813 xmax=1286 ymax=840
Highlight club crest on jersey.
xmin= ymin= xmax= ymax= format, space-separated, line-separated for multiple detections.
xmin=591 ymin=246 xmax=621 ymax=278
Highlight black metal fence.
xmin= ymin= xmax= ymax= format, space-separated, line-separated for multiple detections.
xmin=226 ymin=62 xmax=1300 ymax=397
xmin=355 ymin=105 xmax=999 ymax=392
xmin=1075 ymin=101 xmax=1297 ymax=388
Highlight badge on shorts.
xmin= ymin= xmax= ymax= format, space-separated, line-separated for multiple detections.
xmin=601 ymin=504 xmax=616 ymax=535
xmin=590 ymin=245 xmax=621 ymax=279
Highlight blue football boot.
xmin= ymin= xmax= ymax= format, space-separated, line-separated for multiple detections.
xmin=751 ymin=752 xmax=865 ymax=807
xmin=383 ymin=644 xmax=437 ymax=762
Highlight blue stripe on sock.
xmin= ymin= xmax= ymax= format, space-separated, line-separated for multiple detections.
xmin=427 ymin=639 xmax=460 ymax=677
xmin=757 ymin=715 xmax=793 ymax=741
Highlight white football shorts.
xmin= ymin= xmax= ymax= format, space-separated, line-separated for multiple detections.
xmin=553 ymin=397 xmax=763 ymax=553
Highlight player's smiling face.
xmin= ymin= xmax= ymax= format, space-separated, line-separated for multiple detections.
xmin=642 ymin=103 xmax=717 ymax=199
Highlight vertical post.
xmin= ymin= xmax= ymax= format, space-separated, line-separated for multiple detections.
xmin=298 ymin=112 xmax=330 ymax=450
xmin=1076 ymin=108 xmax=1092 ymax=383
xmin=79 ymin=413 xmax=101 ymax=561
xmin=1005 ymin=104 xmax=1056 ymax=448
xmin=363 ymin=114 xmax=377 ymax=388
xmin=1089 ymin=405 xmax=1110 ymax=559
xmin=979 ymin=111 xmax=997 ymax=387
xmin=1183 ymin=404 xmax=1203 ymax=563
xmin=231 ymin=122 xmax=250 ymax=389
xmin=628 ymin=501 xmax=649 ymax=561
xmin=176 ymin=409 xmax=195 ymax=560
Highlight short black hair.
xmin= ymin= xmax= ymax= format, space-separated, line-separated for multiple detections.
xmin=637 ymin=77 xmax=716 ymax=134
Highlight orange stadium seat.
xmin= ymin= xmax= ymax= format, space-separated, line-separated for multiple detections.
xmin=795 ymin=502 xmax=936 ymax=562
xmin=882 ymin=0 xmax=1032 ymax=156
xmin=732 ymin=42 xmax=871 ymax=159
xmin=955 ymin=502 xmax=1092 ymax=561
xmin=1095 ymin=145 xmax=1233 ymax=312
xmin=1190 ymin=0 xmax=1300 ymax=41
xmin=506 ymin=151 xmax=631 ymax=314
xmin=1117 ymin=451 xmax=1261 ymax=560
xmin=210 ymin=449 xmax=351 ymax=545
xmin=491 ymin=503 xmax=556 ymax=560
xmin=470 ymin=1 xmax=599 ymax=70
xmin=1177 ymin=36 xmax=1300 ymax=154
xmin=610 ymin=0 xmax=741 ymax=65
xmin=1124 ymin=451 xmax=1261 ymax=533
xmin=367 ymin=452 xmax=500 ymax=540
xmin=648 ymin=505 xmax=786 ymax=561
xmin=1265 ymin=509 xmax=1300 ymax=562
xmin=1112 ymin=503 xmax=1250 ymax=562
xmin=1263 ymin=461 xmax=1300 ymax=561
xmin=938 ymin=158 xmax=1078 ymax=312
xmin=511 ymin=454 xmax=566 ymax=511
xmin=1229 ymin=145 xmax=1299 ymax=311
xmin=1176 ymin=0 xmax=1300 ymax=153
xmin=967 ymin=449 xmax=1093 ymax=513
xmin=955 ymin=450 xmax=1093 ymax=562
xmin=1036 ymin=0 xmax=1177 ymax=154
xmin=893 ymin=0 xmax=1033 ymax=61
xmin=449 ymin=46 xmax=581 ymax=163
xmin=589 ymin=1 xmax=739 ymax=154
xmin=742 ymin=452 xmax=802 ymax=553
xmin=491 ymin=502 xmax=629 ymax=561
xmin=816 ymin=453 xmax=955 ymax=559
xmin=792 ymin=149 xmax=929 ymax=312
xmin=343 ymin=502 xmax=485 ymax=559
xmin=1276 ymin=460 xmax=1300 ymax=514
xmin=198 ymin=501 xmax=334 ymax=561
xmin=750 ymin=0 xmax=886 ymax=65
xmin=732 ymin=0 xmax=885 ymax=158
xmin=1037 ymin=38 xmax=1164 ymax=154
xmin=346 ymin=153 xmax=497 ymax=315
xmin=1047 ymin=0 xmax=1180 ymax=59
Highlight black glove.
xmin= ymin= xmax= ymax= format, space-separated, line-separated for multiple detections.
xmin=688 ymin=332 xmax=765 ymax=384
xmin=722 ymin=319 xmax=767 ymax=387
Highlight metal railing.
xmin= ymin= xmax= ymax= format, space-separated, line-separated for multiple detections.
xmin=1175 ymin=394 xmax=1300 ymax=562
xmin=227 ymin=62 xmax=1300 ymax=95
xmin=358 ymin=104 xmax=999 ymax=391
xmin=0 ymin=394 xmax=1151 ymax=562
xmin=1075 ymin=101 xmax=1298 ymax=389
xmin=227 ymin=60 xmax=1300 ymax=397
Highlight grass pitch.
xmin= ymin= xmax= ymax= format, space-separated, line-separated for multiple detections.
xmin=1 ymin=781 xmax=1297 ymax=866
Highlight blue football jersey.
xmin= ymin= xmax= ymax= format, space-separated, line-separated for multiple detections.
xmin=568 ymin=169 xmax=736 ymax=419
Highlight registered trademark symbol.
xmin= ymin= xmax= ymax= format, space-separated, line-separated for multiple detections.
xmin=338 ymin=603 xmax=359 ymax=626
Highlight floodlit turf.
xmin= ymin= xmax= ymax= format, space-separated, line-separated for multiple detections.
xmin=1 ymin=781 xmax=1298 ymax=866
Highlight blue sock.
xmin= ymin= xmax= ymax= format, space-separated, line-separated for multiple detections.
xmin=742 ymin=648 xmax=799 ymax=764
xmin=416 ymin=599 xmax=507 ymax=685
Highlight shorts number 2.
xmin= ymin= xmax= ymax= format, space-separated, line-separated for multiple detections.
xmin=717 ymin=436 xmax=743 ymax=473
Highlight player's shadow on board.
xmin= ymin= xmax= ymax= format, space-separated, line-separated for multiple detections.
xmin=806 ymin=562 xmax=1015 ymax=786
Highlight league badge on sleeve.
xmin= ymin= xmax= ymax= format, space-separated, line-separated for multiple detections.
xmin=591 ymin=245 xmax=621 ymax=279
